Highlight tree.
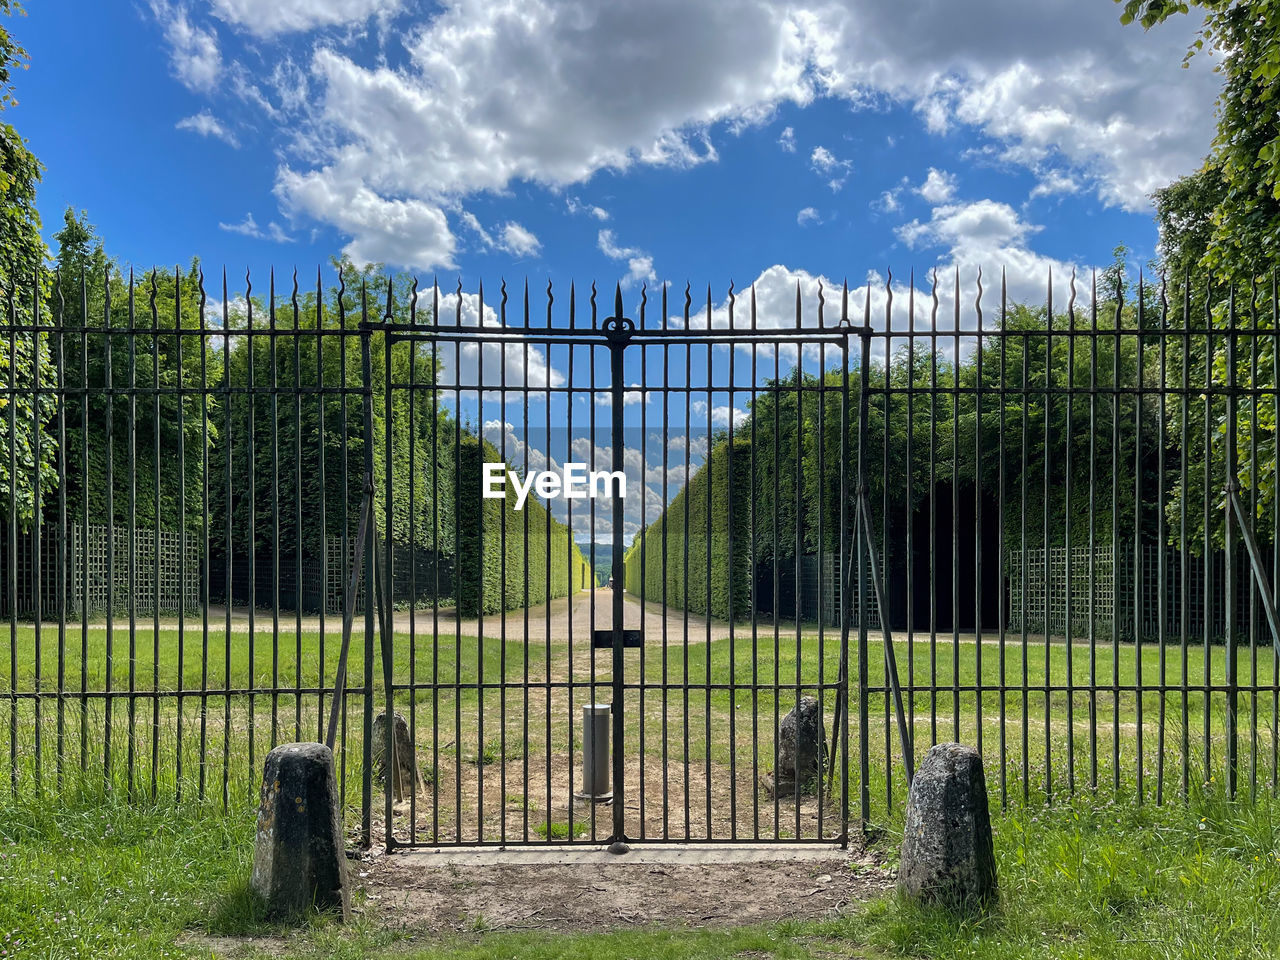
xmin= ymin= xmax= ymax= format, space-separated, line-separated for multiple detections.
xmin=204 ymin=258 xmax=456 ymax=608
xmin=50 ymin=210 xmax=209 ymax=532
xmin=0 ymin=1 xmax=55 ymax=528
xmin=1121 ymin=0 xmax=1280 ymax=279
xmin=1121 ymin=2 xmax=1280 ymax=548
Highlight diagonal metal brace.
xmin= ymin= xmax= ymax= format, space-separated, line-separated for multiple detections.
xmin=1227 ymin=484 xmax=1280 ymax=660
xmin=325 ymin=472 xmax=374 ymax=752
xmin=826 ymin=490 xmax=916 ymax=796
xmin=857 ymin=490 xmax=916 ymax=786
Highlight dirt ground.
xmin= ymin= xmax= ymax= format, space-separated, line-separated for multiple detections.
xmin=357 ymin=845 xmax=893 ymax=933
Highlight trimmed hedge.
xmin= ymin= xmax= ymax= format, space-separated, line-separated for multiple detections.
xmin=624 ymin=438 xmax=752 ymax=620
xmin=456 ymin=435 xmax=592 ymax=615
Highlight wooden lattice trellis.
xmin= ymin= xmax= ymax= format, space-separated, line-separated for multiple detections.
xmin=0 ymin=523 xmax=200 ymax=618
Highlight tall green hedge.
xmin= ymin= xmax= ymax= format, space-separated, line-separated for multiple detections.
xmin=456 ymin=435 xmax=592 ymax=615
xmin=624 ymin=437 xmax=752 ymax=620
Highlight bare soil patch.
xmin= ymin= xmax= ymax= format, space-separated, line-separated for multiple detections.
xmin=358 ymin=848 xmax=892 ymax=933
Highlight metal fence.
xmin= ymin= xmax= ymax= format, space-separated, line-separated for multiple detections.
xmin=1 ymin=265 xmax=1278 ymax=849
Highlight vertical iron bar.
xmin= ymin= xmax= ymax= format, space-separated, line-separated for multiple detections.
xmin=1089 ymin=270 xmax=1099 ymax=792
xmin=127 ymin=270 xmax=137 ymax=799
xmin=1134 ymin=271 xmax=1145 ymax=803
xmin=1225 ymin=284 xmax=1238 ymax=798
xmin=55 ymin=272 xmax=67 ymax=791
xmin=360 ymin=282 xmax=375 ymax=846
xmin=857 ymin=286 xmax=871 ymax=828
xmin=609 ymin=285 xmax=628 ymax=843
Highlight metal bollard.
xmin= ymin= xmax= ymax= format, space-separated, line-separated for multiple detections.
xmin=577 ymin=703 xmax=612 ymax=801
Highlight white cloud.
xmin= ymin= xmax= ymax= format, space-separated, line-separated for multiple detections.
xmin=566 ymin=196 xmax=610 ymax=220
xmin=1029 ymin=169 xmax=1081 ymax=199
xmin=778 ymin=125 xmax=796 ymax=152
xmin=598 ymin=229 xmax=657 ymax=289
xmin=690 ymin=400 xmax=750 ymax=428
xmin=204 ymin=0 xmax=1216 ymax=265
xmin=875 ymin=179 xmax=907 ymax=213
xmin=797 ymin=206 xmax=822 ymax=226
xmin=810 ymin=145 xmax=851 ymax=191
xmin=217 ymin=212 xmax=295 ymax=243
xmin=459 ymin=210 xmax=494 ymax=248
xmin=151 ymin=2 xmax=221 ymax=92
xmin=275 ymin=167 xmax=456 ymax=268
xmin=175 ymin=111 xmax=238 ymax=147
xmin=431 ymin=286 xmax=564 ymax=392
xmin=896 ymin=199 xmax=1037 ymax=251
xmin=499 ymin=221 xmax=542 ymax=258
xmin=893 ymin=197 xmax=1089 ymax=306
xmin=916 ymin=168 xmax=956 ymax=204
xmin=208 ymin=0 xmax=402 ymax=36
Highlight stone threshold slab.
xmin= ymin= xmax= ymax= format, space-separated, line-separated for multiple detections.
xmin=390 ymin=843 xmax=849 ymax=867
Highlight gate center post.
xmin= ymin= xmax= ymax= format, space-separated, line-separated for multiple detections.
xmin=605 ymin=287 xmax=633 ymax=846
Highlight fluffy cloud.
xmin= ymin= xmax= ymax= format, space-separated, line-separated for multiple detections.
xmin=810 ymin=145 xmax=851 ymax=191
xmin=430 ymin=285 xmax=565 ymax=393
xmin=566 ymin=196 xmax=610 ymax=220
xmin=209 ymin=0 xmax=402 ymax=35
xmin=598 ymin=229 xmax=657 ymax=289
xmin=897 ymin=199 xmax=1037 ymax=251
xmin=217 ymin=212 xmax=294 ymax=243
xmin=190 ymin=0 xmax=1216 ymax=268
xmin=1029 ymin=169 xmax=1081 ymax=199
xmin=778 ymin=125 xmax=797 ymax=152
xmin=916 ymin=168 xmax=956 ymax=204
xmin=797 ymin=206 xmax=822 ymax=226
xmin=151 ymin=2 xmax=221 ymax=92
xmin=499 ymin=222 xmax=542 ymax=258
xmin=175 ymin=111 xmax=238 ymax=147
xmin=895 ymin=198 xmax=1088 ymax=306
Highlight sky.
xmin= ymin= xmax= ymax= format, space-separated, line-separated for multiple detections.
xmin=8 ymin=0 xmax=1224 ymax=544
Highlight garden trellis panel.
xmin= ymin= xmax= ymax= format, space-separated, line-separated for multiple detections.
xmin=1 ymin=265 xmax=1277 ymax=847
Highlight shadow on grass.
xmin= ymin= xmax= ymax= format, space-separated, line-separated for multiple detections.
xmin=205 ymin=876 xmax=350 ymax=938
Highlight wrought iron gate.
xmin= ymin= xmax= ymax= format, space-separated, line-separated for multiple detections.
xmin=362 ymin=282 xmax=860 ymax=849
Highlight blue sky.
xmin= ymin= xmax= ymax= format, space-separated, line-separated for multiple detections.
xmin=7 ymin=0 xmax=1223 ymax=543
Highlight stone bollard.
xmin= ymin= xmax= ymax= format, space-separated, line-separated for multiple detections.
xmin=897 ymin=742 xmax=997 ymax=911
xmin=767 ymin=696 xmax=826 ymax=795
xmin=251 ymin=742 xmax=350 ymax=922
xmin=372 ymin=711 xmax=424 ymax=802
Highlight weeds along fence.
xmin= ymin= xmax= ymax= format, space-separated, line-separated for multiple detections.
xmin=1 ymin=264 xmax=1279 ymax=839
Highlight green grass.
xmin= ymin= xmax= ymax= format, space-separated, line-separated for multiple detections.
xmin=533 ymin=819 xmax=587 ymax=840
xmin=3 ymin=776 xmax=1279 ymax=958
xmin=5 ymin=624 xmax=542 ymax=694
xmin=6 ymin=618 xmax=1280 ymax=955
xmin=6 ymin=621 xmax=1278 ymax=829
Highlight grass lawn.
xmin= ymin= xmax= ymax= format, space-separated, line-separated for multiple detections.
xmin=5 ymin=621 xmax=1277 ymax=817
xmin=2 ymin=775 xmax=1278 ymax=958
xmin=4 ymin=620 xmax=1280 ymax=956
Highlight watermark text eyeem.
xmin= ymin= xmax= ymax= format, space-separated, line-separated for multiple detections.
xmin=482 ymin=463 xmax=627 ymax=510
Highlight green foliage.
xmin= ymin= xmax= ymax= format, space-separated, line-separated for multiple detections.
xmin=629 ymin=287 xmax=1165 ymax=618
xmin=1124 ymin=3 xmax=1280 ymax=547
xmin=1136 ymin=0 xmax=1280 ymax=276
xmin=455 ymin=433 xmax=591 ymax=616
xmin=52 ymin=211 xmax=209 ymax=532
xmin=624 ymin=435 xmax=752 ymax=619
xmin=205 ymin=259 xmax=455 ymax=598
xmin=0 ymin=3 xmax=54 ymax=529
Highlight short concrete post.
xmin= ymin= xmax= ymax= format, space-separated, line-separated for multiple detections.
xmin=251 ymin=742 xmax=351 ymax=921
xmin=372 ymin=711 xmax=423 ymax=802
xmin=576 ymin=703 xmax=612 ymax=800
xmin=765 ymin=696 xmax=825 ymax=796
xmin=897 ymin=742 xmax=997 ymax=911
